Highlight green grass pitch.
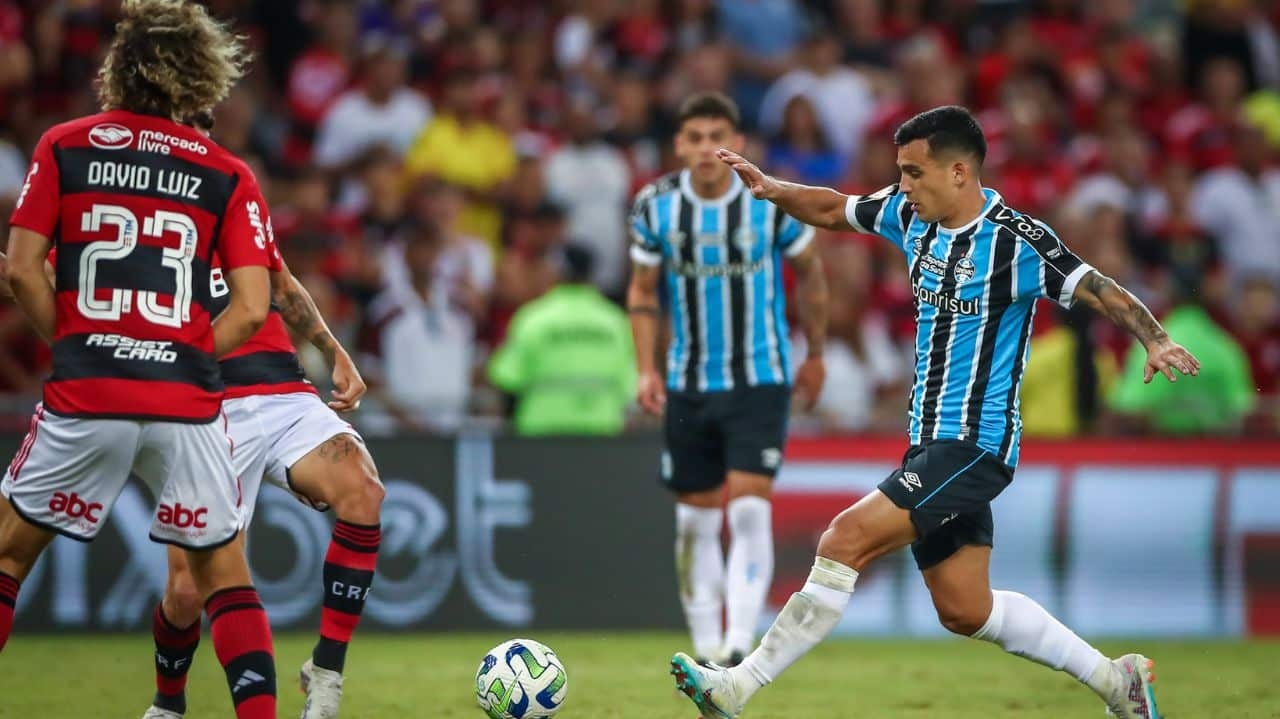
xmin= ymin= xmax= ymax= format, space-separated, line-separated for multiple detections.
xmin=2 ymin=632 xmax=1277 ymax=718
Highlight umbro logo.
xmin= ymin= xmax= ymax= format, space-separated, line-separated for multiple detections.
xmin=233 ymin=669 xmax=266 ymax=693
xmin=898 ymin=471 xmax=923 ymax=493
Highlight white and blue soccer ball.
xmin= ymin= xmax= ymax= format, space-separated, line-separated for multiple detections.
xmin=475 ymin=638 xmax=569 ymax=718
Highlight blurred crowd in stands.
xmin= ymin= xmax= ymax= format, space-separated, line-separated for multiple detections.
xmin=0 ymin=0 xmax=1276 ymax=438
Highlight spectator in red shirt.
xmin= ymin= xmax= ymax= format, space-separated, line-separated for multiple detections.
xmin=1165 ymin=56 xmax=1247 ymax=170
xmin=283 ymin=0 xmax=359 ymax=167
xmin=1233 ymin=275 xmax=1280 ymax=396
xmin=1231 ymin=275 xmax=1280 ymax=433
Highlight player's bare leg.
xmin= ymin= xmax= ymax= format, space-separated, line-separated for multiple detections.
xmin=0 ymin=499 xmax=55 ymax=651
xmin=286 ymin=433 xmax=384 ymax=719
xmin=722 ymin=471 xmax=773 ymax=665
xmin=674 ymin=487 xmax=725 ymax=664
xmin=673 ymin=491 xmax=914 ymax=718
xmin=185 ymin=536 xmax=278 ymax=719
xmin=928 ymin=546 xmax=1162 ymax=719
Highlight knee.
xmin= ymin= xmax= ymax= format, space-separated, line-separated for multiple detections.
xmin=332 ymin=466 xmax=385 ymax=524
xmin=934 ymin=600 xmax=989 ymax=637
xmin=164 ymin=572 xmax=204 ymax=624
xmin=726 ymin=495 xmax=770 ymax=535
xmin=816 ymin=511 xmax=875 ymax=571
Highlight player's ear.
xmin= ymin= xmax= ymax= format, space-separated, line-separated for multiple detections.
xmin=730 ymin=130 xmax=746 ymax=153
xmin=952 ymin=161 xmax=967 ymax=186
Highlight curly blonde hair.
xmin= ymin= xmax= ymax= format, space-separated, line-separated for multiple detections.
xmin=97 ymin=0 xmax=249 ymax=122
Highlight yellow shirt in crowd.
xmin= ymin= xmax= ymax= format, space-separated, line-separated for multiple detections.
xmin=403 ymin=114 xmax=516 ymax=253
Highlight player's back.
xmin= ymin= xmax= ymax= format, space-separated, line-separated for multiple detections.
xmin=13 ymin=110 xmax=260 ymax=422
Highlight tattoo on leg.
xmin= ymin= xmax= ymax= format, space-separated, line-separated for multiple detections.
xmin=317 ymin=434 xmax=357 ymax=464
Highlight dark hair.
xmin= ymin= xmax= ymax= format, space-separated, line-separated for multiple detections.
xmin=893 ymin=105 xmax=987 ymax=167
xmin=561 ymin=243 xmax=595 ymax=284
xmin=676 ymin=91 xmax=741 ymax=131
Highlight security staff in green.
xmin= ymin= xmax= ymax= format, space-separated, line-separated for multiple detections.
xmin=489 ymin=244 xmax=638 ymax=435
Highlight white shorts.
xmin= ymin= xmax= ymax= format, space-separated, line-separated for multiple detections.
xmin=222 ymin=392 xmax=361 ymax=524
xmin=1 ymin=405 xmax=241 ymax=548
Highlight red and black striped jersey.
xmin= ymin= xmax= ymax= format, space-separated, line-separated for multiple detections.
xmin=11 ymin=110 xmax=278 ymax=422
xmin=209 ymin=248 xmax=316 ymax=400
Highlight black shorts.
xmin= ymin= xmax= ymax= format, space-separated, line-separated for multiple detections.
xmin=660 ymin=385 xmax=790 ymax=493
xmin=877 ymin=439 xmax=1014 ymax=570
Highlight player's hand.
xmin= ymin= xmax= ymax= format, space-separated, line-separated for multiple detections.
xmin=637 ymin=369 xmax=666 ymax=416
xmin=716 ymin=149 xmax=780 ymax=200
xmin=792 ymin=354 xmax=825 ymax=411
xmin=329 ymin=350 xmax=367 ymax=412
xmin=1143 ymin=338 xmax=1200 ymax=383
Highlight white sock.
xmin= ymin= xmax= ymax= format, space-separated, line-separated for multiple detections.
xmin=724 ymin=496 xmax=774 ymax=655
xmin=972 ymin=590 xmax=1113 ymax=696
xmin=675 ymin=504 xmax=725 ymax=660
xmin=734 ymin=557 xmax=858 ymax=698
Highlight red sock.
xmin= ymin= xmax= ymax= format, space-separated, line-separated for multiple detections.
xmin=206 ymin=586 xmax=276 ymax=719
xmin=0 ymin=571 xmax=18 ymax=652
xmin=314 ymin=520 xmax=380 ymax=672
xmin=152 ymin=604 xmax=200 ymax=714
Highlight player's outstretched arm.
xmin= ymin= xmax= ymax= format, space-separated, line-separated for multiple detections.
xmin=1073 ymin=270 xmax=1201 ymax=384
xmin=627 ymin=262 xmax=666 ymax=415
xmin=716 ymin=149 xmax=852 ymax=231
xmin=787 ymin=242 xmax=828 ymax=410
xmin=271 ymin=263 xmax=366 ymax=411
xmin=6 ymin=228 xmax=54 ymax=342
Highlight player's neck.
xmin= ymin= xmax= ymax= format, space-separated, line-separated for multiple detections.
xmin=939 ymin=187 xmax=988 ymax=229
xmin=690 ymin=172 xmax=734 ymax=200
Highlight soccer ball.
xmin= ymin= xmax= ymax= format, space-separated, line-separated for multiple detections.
xmin=475 ymin=638 xmax=569 ymax=718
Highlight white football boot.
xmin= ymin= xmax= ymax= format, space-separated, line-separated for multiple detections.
xmin=1103 ymin=654 xmax=1162 ymax=719
xmin=140 ymin=707 xmax=183 ymax=719
xmin=299 ymin=658 xmax=344 ymax=719
xmin=670 ymin=652 xmax=749 ymax=719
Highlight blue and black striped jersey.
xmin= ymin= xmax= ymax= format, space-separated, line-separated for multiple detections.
xmin=630 ymin=170 xmax=814 ymax=392
xmin=846 ymin=185 xmax=1094 ymax=467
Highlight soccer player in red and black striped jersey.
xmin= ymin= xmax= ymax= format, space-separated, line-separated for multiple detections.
xmin=0 ymin=2 xmax=278 ymax=718
xmin=134 ymin=137 xmax=384 ymax=719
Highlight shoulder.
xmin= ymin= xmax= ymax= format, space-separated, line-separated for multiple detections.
xmin=365 ymin=290 xmax=409 ymax=328
xmin=39 ymin=113 xmax=109 ymax=148
xmin=984 ymin=202 xmax=1055 ymax=244
xmin=36 ymin=112 xmax=158 ymax=153
xmin=216 ymin=151 xmax=259 ymax=188
xmin=633 ymin=171 xmax=681 ymax=204
xmin=398 ymin=88 xmax=432 ymax=113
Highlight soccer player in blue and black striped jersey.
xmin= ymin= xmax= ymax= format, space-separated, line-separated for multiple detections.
xmin=628 ymin=92 xmax=829 ymax=667
xmin=670 ymin=106 xmax=1200 ymax=719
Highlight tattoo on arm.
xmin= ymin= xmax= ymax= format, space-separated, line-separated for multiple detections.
xmin=1082 ymin=271 xmax=1168 ymax=346
xmin=275 ymin=276 xmax=340 ymax=363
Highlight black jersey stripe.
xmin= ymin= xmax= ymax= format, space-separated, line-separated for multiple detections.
xmin=918 ymin=224 xmax=979 ymax=438
xmin=960 ymin=225 xmax=1016 ymax=442
xmin=676 ymin=195 xmax=698 ymax=391
xmin=723 ymin=194 xmax=748 ymax=389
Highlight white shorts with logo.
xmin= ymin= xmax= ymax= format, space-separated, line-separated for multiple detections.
xmin=222 ymin=392 xmax=361 ymax=524
xmin=1 ymin=405 xmax=242 ymax=549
